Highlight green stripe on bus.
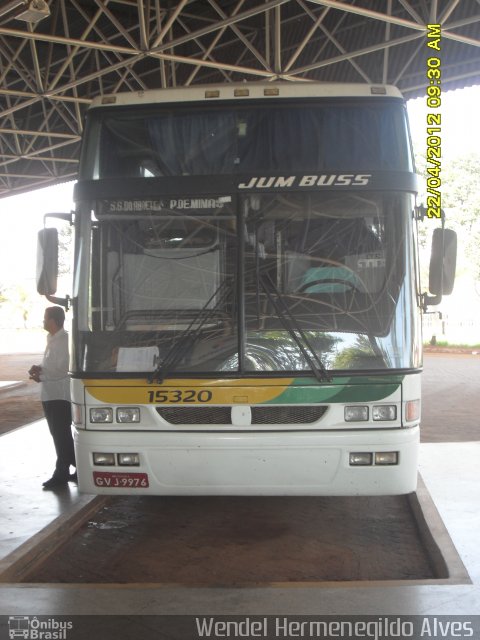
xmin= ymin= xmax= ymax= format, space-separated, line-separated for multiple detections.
xmin=267 ymin=376 xmax=403 ymax=404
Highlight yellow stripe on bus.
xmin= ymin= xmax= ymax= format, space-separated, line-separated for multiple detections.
xmin=83 ymin=378 xmax=295 ymax=405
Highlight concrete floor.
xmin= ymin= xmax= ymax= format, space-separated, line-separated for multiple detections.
xmin=0 ymin=419 xmax=479 ymax=616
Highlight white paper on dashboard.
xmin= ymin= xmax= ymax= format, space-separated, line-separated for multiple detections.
xmin=116 ymin=346 xmax=159 ymax=372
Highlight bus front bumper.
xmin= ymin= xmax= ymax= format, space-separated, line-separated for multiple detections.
xmin=74 ymin=426 xmax=419 ymax=496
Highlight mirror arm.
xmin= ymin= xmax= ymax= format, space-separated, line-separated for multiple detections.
xmin=416 ymin=206 xmax=446 ymax=225
xmin=45 ymin=294 xmax=71 ymax=311
xmin=43 ymin=212 xmax=73 ymax=224
xmin=422 ymin=292 xmax=442 ymax=312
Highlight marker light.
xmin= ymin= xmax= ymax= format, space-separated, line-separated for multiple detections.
xmin=345 ymin=406 xmax=369 ymax=422
xmin=116 ymin=408 xmax=140 ymax=423
xmin=372 ymin=405 xmax=397 ymax=421
xmin=93 ymin=452 xmax=116 ymax=466
xmin=405 ymin=400 xmax=420 ymax=422
xmin=90 ymin=407 xmax=113 ymax=423
xmin=72 ymin=403 xmax=83 ymax=425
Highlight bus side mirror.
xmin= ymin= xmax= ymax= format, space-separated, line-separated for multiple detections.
xmin=423 ymin=228 xmax=457 ymax=310
xmin=36 ymin=228 xmax=59 ymax=296
xmin=429 ymin=228 xmax=457 ymax=295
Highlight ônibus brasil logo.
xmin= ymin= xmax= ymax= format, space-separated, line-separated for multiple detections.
xmin=7 ymin=616 xmax=73 ymax=639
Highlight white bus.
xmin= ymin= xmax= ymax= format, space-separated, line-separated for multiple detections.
xmin=37 ymin=82 xmax=456 ymax=495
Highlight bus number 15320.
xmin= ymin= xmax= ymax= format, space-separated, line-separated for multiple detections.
xmin=147 ymin=389 xmax=213 ymax=403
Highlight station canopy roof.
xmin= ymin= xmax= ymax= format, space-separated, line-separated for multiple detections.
xmin=0 ymin=0 xmax=479 ymax=198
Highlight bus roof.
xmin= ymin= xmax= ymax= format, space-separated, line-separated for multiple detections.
xmin=89 ymin=82 xmax=404 ymax=109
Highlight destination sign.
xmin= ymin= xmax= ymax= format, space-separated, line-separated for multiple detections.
xmin=98 ymin=196 xmax=233 ymax=215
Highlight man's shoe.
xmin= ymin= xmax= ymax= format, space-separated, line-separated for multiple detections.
xmin=42 ymin=476 xmax=68 ymax=489
xmin=68 ymin=472 xmax=78 ymax=483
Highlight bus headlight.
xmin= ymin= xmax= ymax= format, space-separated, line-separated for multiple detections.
xmin=372 ymin=405 xmax=397 ymax=421
xmin=116 ymin=407 xmax=140 ymax=423
xmin=344 ymin=406 xmax=368 ymax=422
xmin=90 ymin=408 xmax=113 ymax=423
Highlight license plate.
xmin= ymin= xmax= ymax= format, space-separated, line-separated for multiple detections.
xmin=93 ymin=471 xmax=149 ymax=488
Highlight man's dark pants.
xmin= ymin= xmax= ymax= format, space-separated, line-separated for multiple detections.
xmin=42 ymin=400 xmax=76 ymax=479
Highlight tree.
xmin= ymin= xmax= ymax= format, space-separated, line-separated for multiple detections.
xmin=57 ymin=223 xmax=73 ymax=277
xmin=0 ymin=284 xmax=7 ymax=305
xmin=10 ymin=285 xmax=33 ymax=328
xmin=441 ymin=154 xmax=480 ymax=281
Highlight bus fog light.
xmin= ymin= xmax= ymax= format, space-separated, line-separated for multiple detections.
xmin=373 ymin=405 xmax=397 ymax=421
xmin=345 ymin=406 xmax=368 ymax=422
xmin=93 ymin=452 xmax=116 ymax=466
xmin=118 ymin=453 xmax=140 ymax=466
xmin=349 ymin=452 xmax=373 ymax=466
xmin=116 ymin=407 xmax=140 ymax=423
xmin=375 ymin=451 xmax=399 ymax=465
xmin=90 ymin=407 xmax=113 ymax=423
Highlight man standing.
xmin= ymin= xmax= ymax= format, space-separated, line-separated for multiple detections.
xmin=29 ymin=306 xmax=76 ymax=489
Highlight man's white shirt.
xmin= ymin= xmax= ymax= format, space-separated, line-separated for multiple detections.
xmin=40 ymin=328 xmax=70 ymax=401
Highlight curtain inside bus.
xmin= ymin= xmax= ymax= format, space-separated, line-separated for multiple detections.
xmin=97 ymin=103 xmax=413 ymax=178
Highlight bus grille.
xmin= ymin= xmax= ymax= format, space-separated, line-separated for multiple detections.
xmin=156 ymin=405 xmax=327 ymax=425
xmin=251 ymin=406 xmax=327 ymax=424
xmin=157 ymin=407 xmax=231 ymax=425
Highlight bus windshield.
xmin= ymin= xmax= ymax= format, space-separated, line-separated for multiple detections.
xmin=74 ymin=190 xmax=419 ymax=375
xmin=84 ymin=100 xmax=413 ymax=178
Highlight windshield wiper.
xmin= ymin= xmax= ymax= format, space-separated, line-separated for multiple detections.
xmin=258 ymin=271 xmax=332 ymax=383
xmin=149 ymin=277 xmax=233 ymax=384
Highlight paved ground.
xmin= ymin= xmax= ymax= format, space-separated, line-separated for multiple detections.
xmin=23 ymin=494 xmax=436 ymax=584
xmin=0 ymin=353 xmax=43 ymax=435
xmin=0 ymin=352 xmax=479 ymax=441
xmin=421 ymin=352 xmax=480 ymax=442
